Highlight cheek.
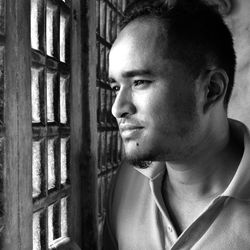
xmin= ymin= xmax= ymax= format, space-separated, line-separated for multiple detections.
xmin=139 ymin=95 xmax=168 ymax=121
xmin=170 ymin=86 xmax=198 ymax=120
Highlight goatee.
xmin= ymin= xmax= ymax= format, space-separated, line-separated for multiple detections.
xmin=129 ymin=160 xmax=153 ymax=169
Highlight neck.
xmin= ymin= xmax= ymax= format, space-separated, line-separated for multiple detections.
xmin=165 ymin=120 xmax=243 ymax=201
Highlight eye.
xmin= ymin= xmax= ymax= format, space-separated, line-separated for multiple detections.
xmin=110 ymin=84 xmax=120 ymax=93
xmin=133 ymin=80 xmax=152 ymax=88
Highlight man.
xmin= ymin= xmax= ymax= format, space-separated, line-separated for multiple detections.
xmin=103 ymin=0 xmax=250 ymax=249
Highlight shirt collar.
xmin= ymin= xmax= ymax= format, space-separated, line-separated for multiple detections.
xmin=134 ymin=119 xmax=250 ymax=201
xmin=134 ymin=161 xmax=166 ymax=180
xmin=222 ymin=119 xmax=250 ymax=201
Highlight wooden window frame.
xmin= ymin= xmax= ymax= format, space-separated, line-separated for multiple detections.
xmin=1 ymin=0 xmax=99 ymax=249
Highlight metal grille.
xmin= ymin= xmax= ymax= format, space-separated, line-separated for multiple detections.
xmin=0 ymin=0 xmax=5 ymax=243
xmin=31 ymin=0 xmax=71 ymax=249
xmin=96 ymin=0 xmax=126 ymax=246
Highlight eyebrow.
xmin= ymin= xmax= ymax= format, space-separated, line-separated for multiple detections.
xmin=108 ymin=69 xmax=154 ymax=83
xmin=122 ymin=69 xmax=154 ymax=78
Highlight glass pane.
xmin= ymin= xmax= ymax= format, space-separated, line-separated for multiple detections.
xmin=106 ymin=5 xmax=112 ymax=43
xmin=100 ymin=44 xmax=106 ymax=81
xmin=48 ymin=202 xmax=60 ymax=247
xmin=60 ymin=75 xmax=69 ymax=124
xmin=60 ymin=12 xmax=69 ymax=63
xmin=46 ymin=3 xmax=59 ymax=58
xmin=100 ymin=0 xmax=106 ymax=39
xmin=111 ymin=8 xmax=117 ymax=42
xmin=48 ymin=138 xmax=56 ymax=190
xmin=33 ymin=210 xmax=46 ymax=250
xmin=106 ymin=89 xmax=112 ymax=124
xmin=106 ymin=131 xmax=112 ymax=164
xmin=32 ymin=140 xmax=42 ymax=198
xmin=48 ymin=204 xmax=53 ymax=245
xmin=32 ymin=67 xmax=45 ymax=123
xmin=31 ymin=68 xmax=41 ymax=123
xmin=61 ymin=197 xmax=68 ymax=237
xmin=31 ymin=0 xmax=45 ymax=51
xmin=47 ymin=71 xmax=58 ymax=123
xmin=60 ymin=137 xmax=69 ymax=185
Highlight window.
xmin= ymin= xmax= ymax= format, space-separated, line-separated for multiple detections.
xmin=96 ymin=0 xmax=127 ymax=248
xmin=31 ymin=1 xmax=71 ymax=248
xmin=0 ymin=0 xmax=98 ymax=249
xmin=0 ymin=0 xmax=126 ymax=249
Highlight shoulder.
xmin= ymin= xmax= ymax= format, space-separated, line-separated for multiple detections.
xmin=104 ymin=161 xmax=148 ymax=248
xmin=107 ymin=161 xmax=150 ymax=225
xmin=109 ymin=161 xmax=148 ymax=206
xmin=220 ymin=198 xmax=250 ymax=234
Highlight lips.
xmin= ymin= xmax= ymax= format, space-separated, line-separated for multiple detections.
xmin=119 ymin=124 xmax=144 ymax=138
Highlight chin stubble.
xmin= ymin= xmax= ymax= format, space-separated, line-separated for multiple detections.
xmin=128 ymin=159 xmax=153 ymax=169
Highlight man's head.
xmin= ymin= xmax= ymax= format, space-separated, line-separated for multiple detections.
xmin=108 ymin=0 xmax=236 ymax=164
xmin=121 ymin=0 xmax=236 ymax=106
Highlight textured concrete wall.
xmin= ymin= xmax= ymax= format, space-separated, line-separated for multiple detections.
xmin=225 ymin=0 xmax=250 ymax=126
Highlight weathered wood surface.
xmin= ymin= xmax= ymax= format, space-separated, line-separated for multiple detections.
xmin=70 ymin=0 xmax=98 ymax=249
xmin=4 ymin=0 xmax=32 ymax=249
xmin=70 ymin=0 xmax=84 ymax=247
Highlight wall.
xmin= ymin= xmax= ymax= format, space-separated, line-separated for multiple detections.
xmin=225 ymin=0 xmax=250 ymax=126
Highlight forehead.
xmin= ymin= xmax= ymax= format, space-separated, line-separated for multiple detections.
xmin=109 ymin=18 xmax=169 ymax=76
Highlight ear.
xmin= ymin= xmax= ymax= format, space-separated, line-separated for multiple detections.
xmin=203 ymin=69 xmax=229 ymax=113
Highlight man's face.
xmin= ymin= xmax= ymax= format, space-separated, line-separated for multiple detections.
xmin=109 ymin=18 xmax=204 ymax=162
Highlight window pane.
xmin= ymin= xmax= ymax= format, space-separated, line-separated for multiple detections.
xmin=48 ymin=202 xmax=60 ymax=247
xmin=60 ymin=11 xmax=70 ymax=63
xmin=60 ymin=75 xmax=69 ymax=124
xmin=32 ymin=140 xmax=42 ymax=198
xmin=61 ymin=197 xmax=68 ymax=237
xmin=33 ymin=210 xmax=46 ymax=250
xmin=32 ymin=67 xmax=45 ymax=123
xmin=46 ymin=2 xmax=59 ymax=58
xmin=47 ymin=71 xmax=58 ymax=123
xmin=31 ymin=0 xmax=45 ymax=51
xmin=48 ymin=138 xmax=57 ymax=190
xmin=60 ymin=137 xmax=69 ymax=185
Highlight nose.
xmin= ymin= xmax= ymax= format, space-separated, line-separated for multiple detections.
xmin=111 ymin=88 xmax=136 ymax=118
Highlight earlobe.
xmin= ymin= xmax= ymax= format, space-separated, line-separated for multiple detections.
xmin=203 ymin=69 xmax=229 ymax=113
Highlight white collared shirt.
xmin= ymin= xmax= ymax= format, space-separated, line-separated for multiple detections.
xmin=103 ymin=119 xmax=250 ymax=250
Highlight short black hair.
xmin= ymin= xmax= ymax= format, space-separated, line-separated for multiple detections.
xmin=121 ymin=0 xmax=236 ymax=107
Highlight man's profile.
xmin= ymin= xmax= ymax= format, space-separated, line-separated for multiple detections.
xmin=103 ymin=0 xmax=250 ymax=249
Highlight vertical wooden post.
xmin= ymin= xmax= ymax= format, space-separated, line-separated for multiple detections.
xmin=82 ymin=0 xmax=99 ymax=249
xmin=70 ymin=0 xmax=84 ymax=246
xmin=70 ymin=0 xmax=98 ymax=248
xmin=4 ymin=0 xmax=32 ymax=249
